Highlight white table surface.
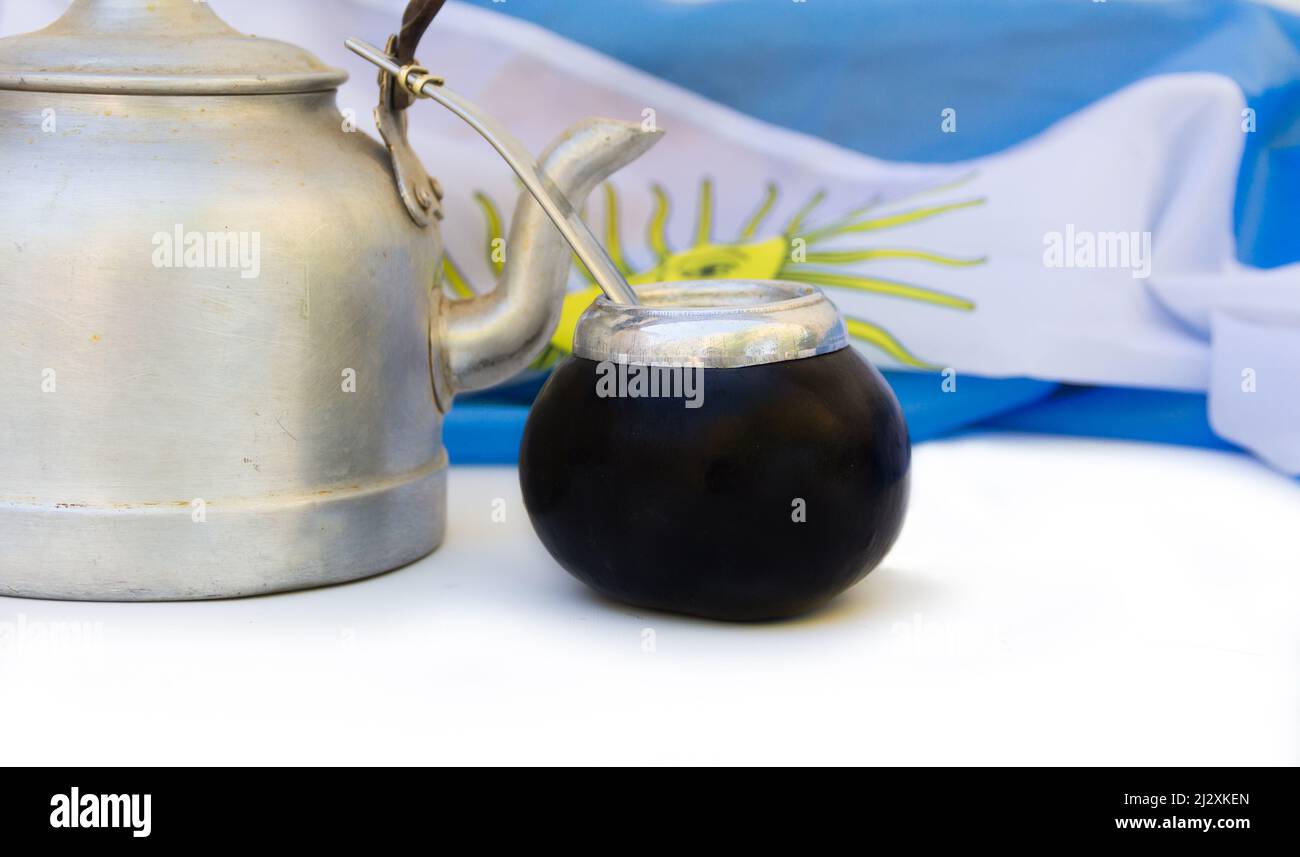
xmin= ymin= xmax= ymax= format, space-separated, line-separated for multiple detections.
xmin=2 ymin=434 xmax=1296 ymax=766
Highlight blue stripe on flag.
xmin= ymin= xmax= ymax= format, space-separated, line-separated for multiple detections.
xmin=464 ymin=0 xmax=1300 ymax=268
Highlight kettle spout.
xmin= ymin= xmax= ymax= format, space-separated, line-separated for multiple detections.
xmin=440 ymin=118 xmax=662 ymax=398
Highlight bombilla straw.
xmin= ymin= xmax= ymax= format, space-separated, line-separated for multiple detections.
xmin=345 ymin=37 xmax=640 ymax=306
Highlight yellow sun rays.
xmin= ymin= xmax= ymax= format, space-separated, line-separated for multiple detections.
xmin=778 ymin=270 xmax=976 ymax=310
xmin=447 ymin=174 xmax=986 ymax=370
xmin=648 ymin=184 xmax=672 ymax=261
xmin=694 ymin=177 xmax=714 ymax=247
xmin=844 ymin=318 xmax=940 ymax=370
xmin=603 ymin=183 xmax=632 ymax=275
xmin=740 ymin=182 xmax=778 ymax=239
xmin=800 ymin=197 xmax=984 ymax=244
xmin=475 ymin=192 xmax=505 ymax=276
xmin=799 ymin=248 xmax=986 ymax=266
xmin=441 ymin=257 xmax=474 ymax=298
xmin=783 ymin=189 xmax=827 ymax=237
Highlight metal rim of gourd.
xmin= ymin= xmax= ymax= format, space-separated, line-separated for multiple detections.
xmin=572 ymin=279 xmax=850 ymax=370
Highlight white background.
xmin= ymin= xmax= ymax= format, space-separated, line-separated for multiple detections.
xmin=0 ymin=0 xmax=1296 ymax=767
xmin=2 ymin=435 xmax=1296 ymax=766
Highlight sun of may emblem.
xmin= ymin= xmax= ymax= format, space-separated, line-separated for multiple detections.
xmin=442 ymin=176 xmax=985 ymax=370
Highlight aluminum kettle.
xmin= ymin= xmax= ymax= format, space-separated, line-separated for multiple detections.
xmin=0 ymin=0 xmax=659 ymax=599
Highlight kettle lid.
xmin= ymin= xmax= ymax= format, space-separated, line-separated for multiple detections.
xmin=0 ymin=0 xmax=347 ymax=96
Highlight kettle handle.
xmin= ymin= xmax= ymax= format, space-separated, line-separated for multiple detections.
xmin=392 ymin=0 xmax=448 ymax=111
xmin=348 ymin=37 xmax=640 ymax=306
xmin=368 ymin=1 xmax=449 ymax=227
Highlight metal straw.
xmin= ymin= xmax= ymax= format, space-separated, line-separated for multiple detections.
xmin=345 ymin=37 xmax=640 ymax=306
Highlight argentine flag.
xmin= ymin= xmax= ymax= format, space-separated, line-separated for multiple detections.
xmin=7 ymin=0 xmax=1295 ymax=471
